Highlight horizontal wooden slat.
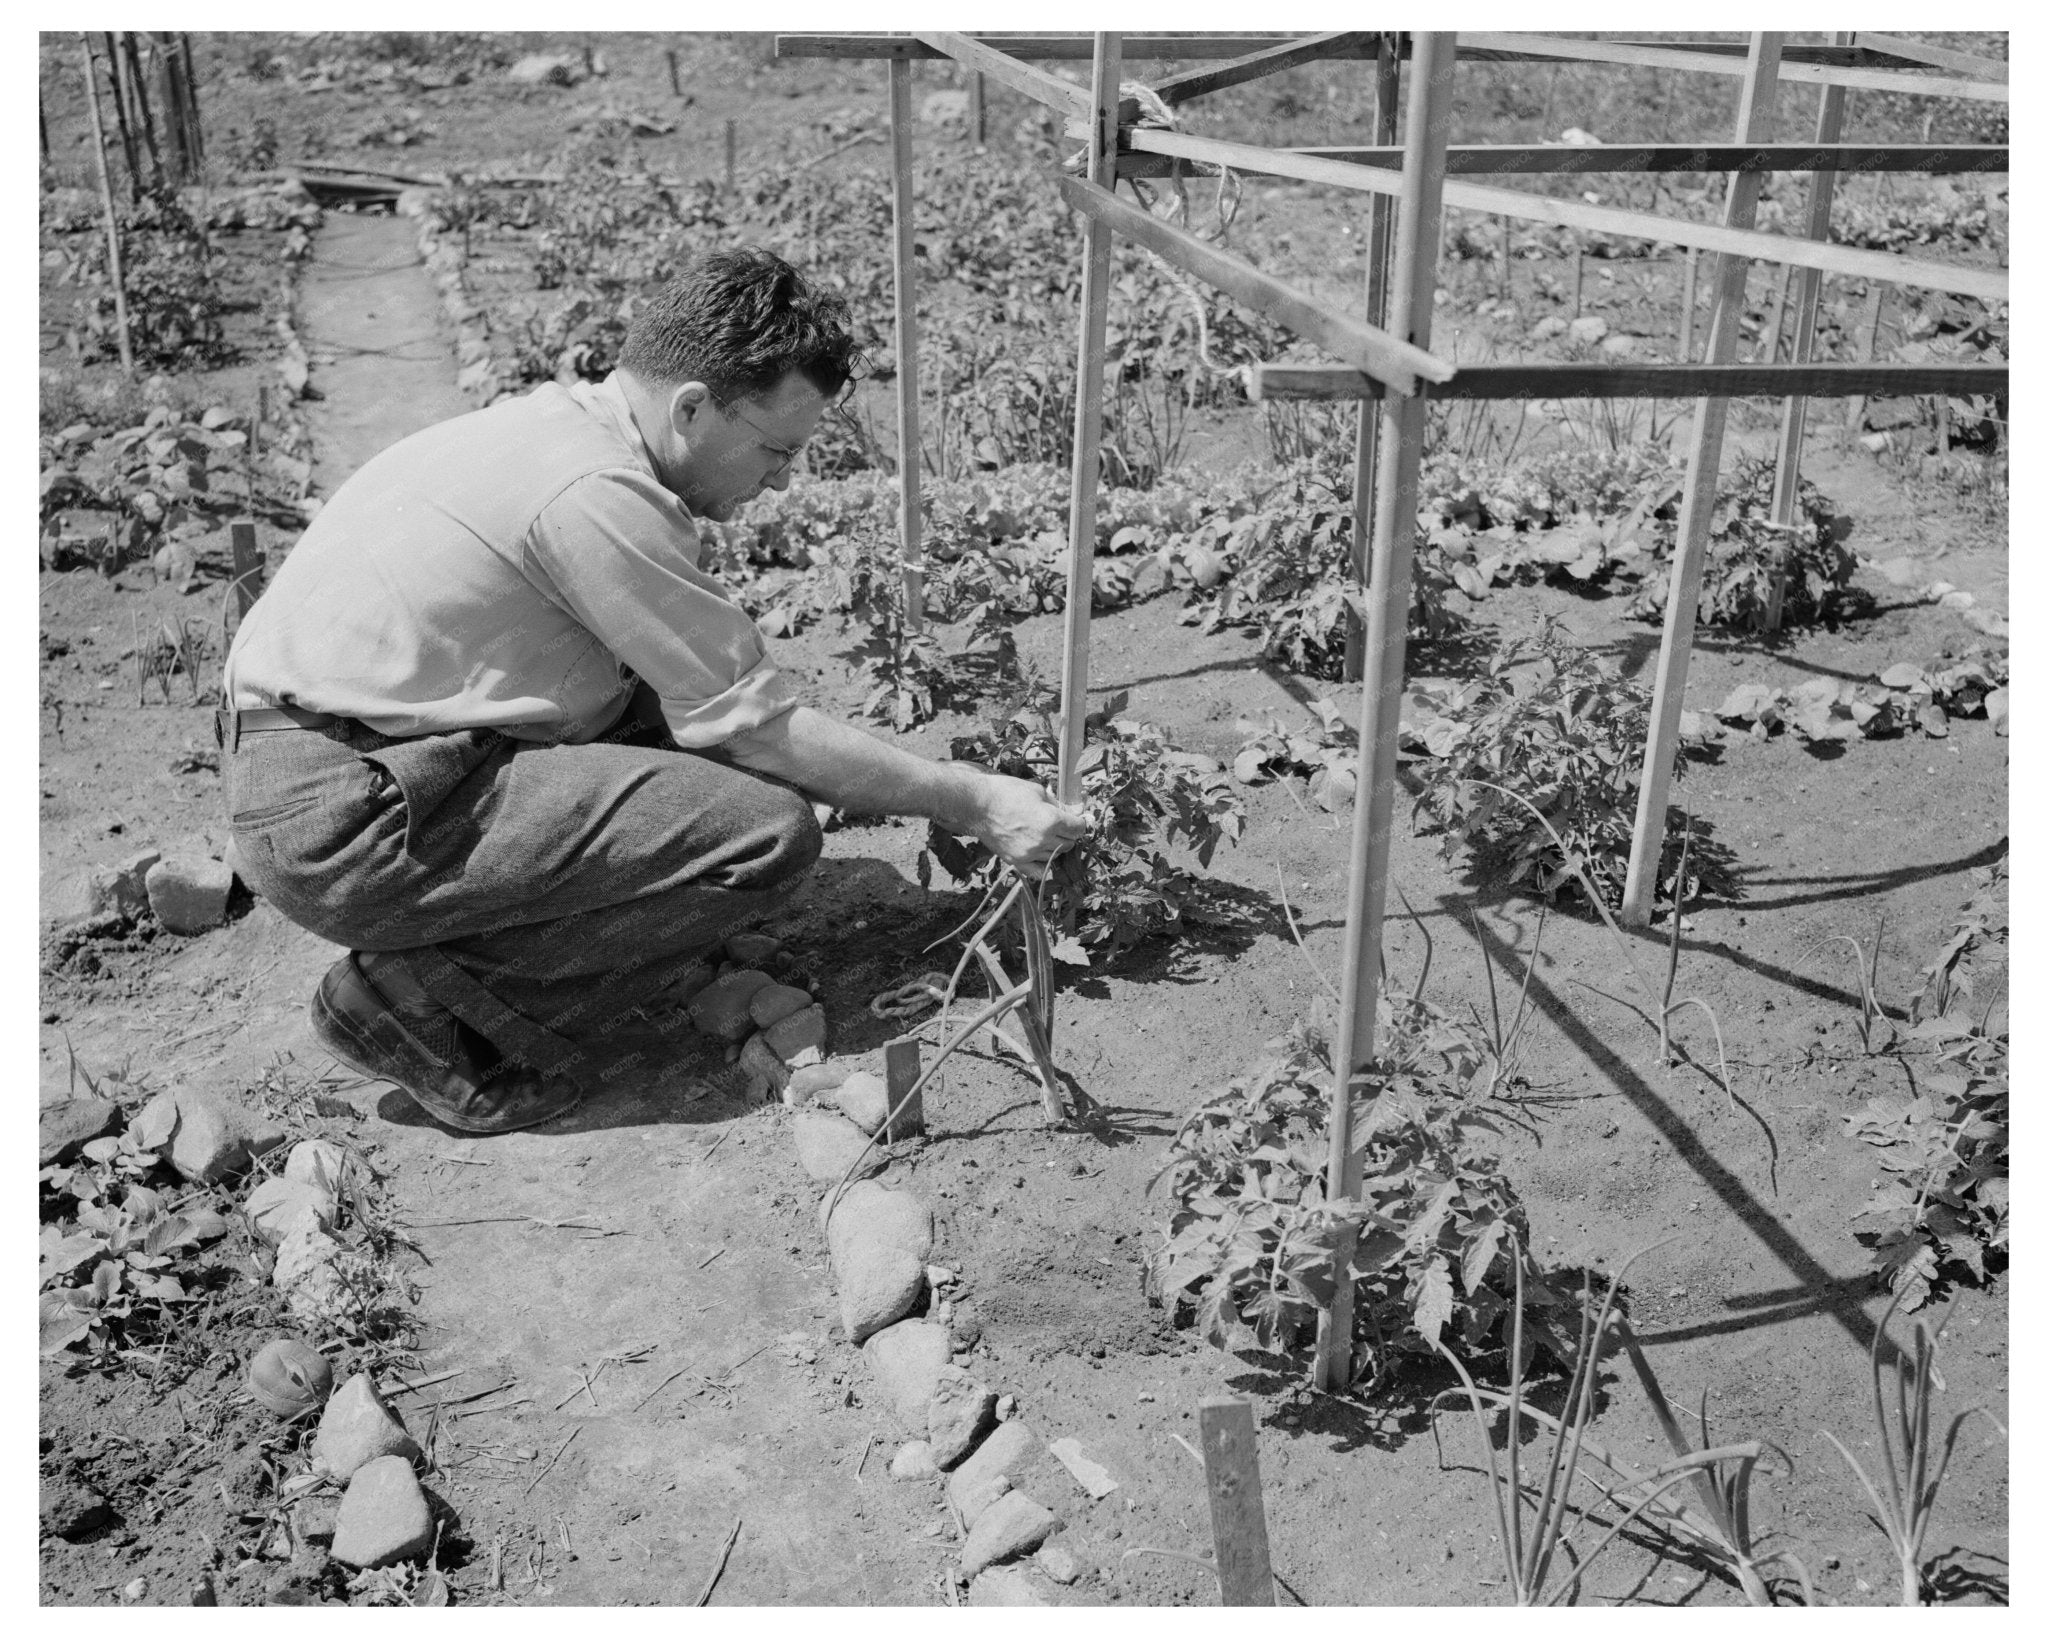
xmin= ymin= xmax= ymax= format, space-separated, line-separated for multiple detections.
xmin=1054 ymin=174 xmax=1452 ymax=398
xmin=1853 ymin=32 xmax=2007 ymax=83
xmin=1118 ymin=142 xmax=2010 ymax=177
xmin=1248 ymin=361 xmax=2011 ymax=402
xmin=911 ymin=31 xmax=1091 ymax=119
xmin=1151 ymin=31 xmax=1377 ymax=106
xmin=1124 ymin=129 xmax=2010 ymax=305
xmin=776 ymin=34 xmax=1338 ymax=62
xmin=1454 ymin=31 xmax=2008 ymax=103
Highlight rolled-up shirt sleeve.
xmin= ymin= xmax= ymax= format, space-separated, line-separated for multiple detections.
xmin=524 ymin=468 xmax=799 ymax=748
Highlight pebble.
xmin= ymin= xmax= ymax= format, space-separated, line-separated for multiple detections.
xmin=248 ymin=1338 xmax=333 ymax=1419
xmin=960 ymin=1489 xmax=1057 ymax=1577
xmin=135 ymin=1088 xmax=285 ymax=1184
xmin=687 ymin=970 xmax=775 ymax=1042
xmin=723 ymin=932 xmax=782 ymax=966
xmin=823 ymin=1181 xmax=934 ymax=1266
xmin=784 ymin=1061 xmax=850 ymax=1107
xmin=793 ymin=1110 xmax=884 ymax=1185
xmin=144 ymin=856 xmax=234 ymax=934
xmin=927 ymin=1368 xmax=997 ymax=1468
xmin=38 ymin=1097 xmax=119 ymax=1167
xmin=826 ymin=1070 xmax=891 ymax=1136
xmin=311 ymin=1375 xmax=419 ymax=1481
xmin=329 ymin=1456 xmax=434 ymax=1569
xmin=47 ymin=868 xmax=123 ymax=930
xmin=763 ymin=1003 xmax=828 ymax=1062
xmin=1597 ymin=332 xmax=1643 ymax=359
xmin=283 ymin=1139 xmax=355 ymax=1194
xmin=748 ymin=982 xmax=814 ymax=1031
xmin=738 ymin=1035 xmax=789 ymax=1105
xmin=1037 ymin=1544 xmax=1079 ymax=1585
xmin=864 ymin=1321 xmax=954 ymax=1427
xmin=890 ymin=1441 xmax=939 ymax=1482
xmin=1048 ymin=1436 xmax=1120 ymax=1499
xmin=1567 ymin=314 xmax=1609 ymax=345
xmin=244 ymin=1177 xmax=338 ymax=1246
xmin=970 ymin=1566 xmax=1050 ymax=1606
xmin=1528 ymin=314 xmax=1568 ymax=341
xmin=994 ymin=1392 xmax=1015 ymax=1421
xmin=39 ymin=1466 xmax=111 ymax=1540
xmin=112 ymin=849 xmax=161 ymax=918
xmin=948 ymin=1419 xmax=1039 ymax=1529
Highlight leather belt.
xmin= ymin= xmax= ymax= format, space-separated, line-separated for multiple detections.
xmin=214 ymin=705 xmax=343 ymax=753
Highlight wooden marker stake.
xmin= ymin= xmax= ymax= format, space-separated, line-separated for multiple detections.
xmin=1680 ymin=247 xmax=1698 ymax=360
xmin=79 ymin=35 xmax=134 ymax=375
xmin=883 ymin=1037 xmax=924 ymax=1140
xmin=1198 ymin=1397 xmax=1275 ymax=1606
xmin=970 ymin=71 xmax=985 ymax=144
xmin=723 ymin=118 xmax=737 ymax=192
xmin=887 ymin=59 xmax=926 ymax=629
xmin=666 ymin=48 xmax=682 ymax=98
xmin=229 ymin=521 xmax=263 ymax=626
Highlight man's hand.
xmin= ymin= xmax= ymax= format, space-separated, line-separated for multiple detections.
xmin=968 ymin=771 xmax=1090 ymax=879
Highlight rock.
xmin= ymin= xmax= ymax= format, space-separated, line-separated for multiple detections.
xmin=112 ymin=849 xmax=161 ymax=918
xmin=1878 ymin=555 xmax=1921 ymax=587
xmin=38 ymin=1097 xmax=119 ymax=1167
xmin=145 ymin=856 xmax=234 ymax=934
xmin=723 ymin=932 xmax=781 ymax=966
xmin=48 ymin=868 xmax=122 ymax=929
xmin=1567 ymin=315 xmax=1608 ymax=345
xmin=1597 ymin=332 xmax=1643 ymax=359
xmin=993 ymin=1391 xmax=1015 ymax=1421
xmin=248 ymin=1338 xmax=334 ymax=1419
xmin=292 ymin=1495 xmax=341 ymax=1546
xmin=312 ymin=1375 xmax=419 ymax=1481
xmin=784 ymin=1061 xmax=849 ymax=1107
xmin=329 ymin=1456 xmax=434 ymax=1569
xmin=971 ymin=1566 xmax=1050 ymax=1606
xmin=793 ymin=1109 xmax=883 ymax=1184
xmin=222 ymin=837 xmax=250 ymax=893
xmin=891 ymin=1441 xmax=939 ymax=1481
xmin=763 ymin=1003 xmax=828 ymax=1062
xmin=1037 ymin=1544 xmax=1080 ymax=1585
xmin=823 ymin=1180 xmax=934 ymax=1266
xmin=739 ymin=1035 xmax=789 ymax=1105
xmin=927 ymin=1368 xmax=997 ymax=1468
xmin=1048 ymin=1436 xmax=1120 ymax=1499
xmin=864 ymin=1321 xmax=953 ymax=1427
xmin=1966 ymin=606 xmax=2010 ymax=640
xmin=952 ymin=1306 xmax=984 ymax=1351
xmin=838 ymin=1246 xmax=923 ymax=1345
xmin=273 ymin=1227 xmax=371 ymax=1326
xmin=245 ymin=1177 xmax=339 ymax=1246
xmin=748 ymin=982 xmax=813 ymax=1030
xmin=283 ymin=1139 xmax=355 ymax=1194
xmin=948 ymin=1419 xmax=1040 ymax=1529
xmin=40 ymin=1466 xmax=111 ymax=1540
xmin=1940 ymin=589 xmax=1976 ymax=610
xmin=826 ymin=1070 xmax=891 ymax=1136
xmin=1529 ymin=315 xmax=1568 ymax=342
xmin=688 ymin=970 xmax=775 ymax=1041
xmin=960 ymin=1489 xmax=1057 ymax=1577
xmin=136 ymin=1088 xmax=285 ymax=1183
xmin=506 ymin=52 xmax=583 ymax=87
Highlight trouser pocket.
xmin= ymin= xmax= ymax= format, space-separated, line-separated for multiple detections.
xmin=359 ymin=728 xmax=508 ymax=862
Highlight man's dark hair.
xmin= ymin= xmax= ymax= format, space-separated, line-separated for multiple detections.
xmin=618 ymin=246 xmax=859 ymax=404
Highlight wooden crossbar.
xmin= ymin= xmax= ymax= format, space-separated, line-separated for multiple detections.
xmin=1119 ymin=142 xmax=2010 ymax=179
xmin=912 ymin=31 xmax=1091 ymax=120
xmin=1247 ymin=362 xmax=2010 ymax=402
xmin=1122 ymin=129 xmax=2010 ymax=304
xmin=1454 ymin=31 xmax=2008 ymax=103
xmin=1854 ymin=32 xmax=2007 ymax=83
xmin=776 ymin=34 xmax=1335 ymax=62
xmin=1054 ymin=174 xmax=1452 ymax=398
xmin=1150 ymin=31 xmax=1378 ymax=106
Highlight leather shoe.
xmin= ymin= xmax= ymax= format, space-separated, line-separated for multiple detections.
xmin=309 ymin=953 xmax=580 ymax=1135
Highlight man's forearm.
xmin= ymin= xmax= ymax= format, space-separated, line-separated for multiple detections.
xmin=723 ymin=706 xmax=984 ymax=832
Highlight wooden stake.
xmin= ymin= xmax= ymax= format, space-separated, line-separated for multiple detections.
xmin=1571 ymin=245 xmax=1584 ymax=318
xmin=883 ymin=1036 xmax=923 ymax=1140
xmin=1055 ymin=33 xmax=1122 ymax=806
xmin=1344 ymin=36 xmax=1398 ymax=684
xmin=886 ymin=60 xmax=926 ymax=630
xmin=153 ymin=34 xmax=190 ymax=184
xmin=79 ymin=35 xmax=135 ymax=375
xmin=120 ymin=32 xmax=164 ymax=191
xmin=1762 ymin=260 xmax=1792 ymax=363
xmin=1764 ymin=29 xmax=1851 ymax=631
xmin=1680 ymin=247 xmax=1698 ymax=360
xmin=178 ymin=34 xmax=204 ymax=172
xmin=1843 ymin=283 xmax=1886 ymax=435
xmin=970 ymin=71 xmax=985 ymax=143
xmin=99 ymin=32 xmax=140 ymax=202
xmin=1620 ymin=33 xmax=1786 ymax=929
xmin=1498 ymin=213 xmax=1512 ymax=299
xmin=229 ymin=522 xmax=262 ymax=627
xmin=723 ymin=118 xmax=737 ymax=192
xmin=1198 ymin=1397 xmax=1275 ymax=1606
xmin=1314 ymin=31 xmax=1457 ymax=1395
xmin=665 ymin=48 xmax=682 ymax=97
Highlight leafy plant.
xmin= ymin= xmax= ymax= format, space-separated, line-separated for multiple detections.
xmin=1232 ymin=695 xmax=1358 ymax=810
xmin=1821 ymin=1291 xmax=2006 ymax=1605
xmin=1411 ymin=617 xmax=1695 ymax=908
xmin=1711 ymin=651 xmax=2008 ymax=747
xmin=1147 ymin=1006 xmax=1562 ymax=1391
xmin=924 ymin=690 xmax=1243 ymax=963
xmin=68 ymin=183 xmax=229 ymax=368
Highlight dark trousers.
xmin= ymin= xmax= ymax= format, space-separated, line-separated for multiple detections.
xmin=224 ymin=711 xmax=821 ymax=1078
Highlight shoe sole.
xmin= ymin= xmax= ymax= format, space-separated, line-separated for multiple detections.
xmin=309 ymin=982 xmax=580 ymax=1136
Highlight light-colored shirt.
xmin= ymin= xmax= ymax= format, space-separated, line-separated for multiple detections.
xmin=224 ymin=374 xmax=796 ymax=748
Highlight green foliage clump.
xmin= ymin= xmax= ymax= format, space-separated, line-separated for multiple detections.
xmin=67 ymin=185 xmax=228 ymax=368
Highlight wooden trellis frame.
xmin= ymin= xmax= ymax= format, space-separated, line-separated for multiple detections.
xmin=776 ymin=30 xmax=2009 ymax=1388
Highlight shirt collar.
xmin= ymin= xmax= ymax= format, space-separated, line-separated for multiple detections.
xmin=570 ymin=373 xmax=659 ymax=480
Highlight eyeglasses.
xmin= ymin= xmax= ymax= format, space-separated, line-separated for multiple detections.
xmin=718 ymin=400 xmax=807 ymax=480
xmin=714 ymin=353 xmax=872 ymax=479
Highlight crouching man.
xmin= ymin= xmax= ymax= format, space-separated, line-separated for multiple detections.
xmin=221 ymin=247 xmax=1083 ymax=1135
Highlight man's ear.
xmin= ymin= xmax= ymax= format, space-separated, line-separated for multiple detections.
xmin=667 ymin=380 xmax=715 ymax=437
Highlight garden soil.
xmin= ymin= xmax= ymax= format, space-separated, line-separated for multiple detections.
xmin=38 ymin=36 xmax=2008 ymax=1609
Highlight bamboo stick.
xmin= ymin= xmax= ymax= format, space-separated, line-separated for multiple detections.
xmin=79 ymin=35 xmax=134 ymax=375
xmin=1120 ymin=127 xmax=2008 ymax=303
xmin=1620 ymin=33 xmax=1786 ymax=929
xmin=1117 ymin=141 xmax=2009 ymax=178
xmin=1344 ymin=36 xmax=1398 ymax=684
xmin=1314 ymin=31 xmax=1458 ymax=1396
xmin=1245 ymin=361 xmax=2004 ymax=402
xmin=1764 ymin=30 xmax=1852 ymax=632
xmin=1055 ymin=33 xmax=1121 ymax=808
xmin=99 ymin=32 xmax=140 ymax=202
xmin=120 ymin=32 xmax=164 ymax=191
xmin=1854 ymin=32 xmax=2007 ymax=82
xmin=177 ymin=33 xmax=205 ymax=174
xmin=887 ymin=61 xmax=925 ymax=631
